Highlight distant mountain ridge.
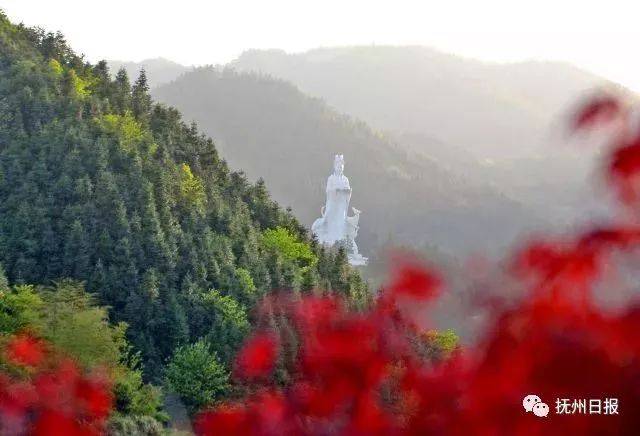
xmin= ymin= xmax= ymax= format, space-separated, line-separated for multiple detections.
xmin=230 ymin=46 xmax=607 ymax=159
xmin=108 ymin=49 xmax=609 ymax=161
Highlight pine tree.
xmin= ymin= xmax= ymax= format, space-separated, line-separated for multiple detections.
xmin=131 ymin=69 xmax=152 ymax=124
xmin=155 ymin=292 xmax=189 ymax=366
xmin=300 ymin=266 xmax=319 ymax=293
xmin=113 ymin=68 xmax=131 ymax=114
xmin=89 ymin=259 xmax=107 ymax=294
xmin=330 ymin=247 xmax=351 ymax=295
xmin=92 ymin=60 xmax=114 ymax=102
xmin=63 ymin=220 xmax=90 ymax=279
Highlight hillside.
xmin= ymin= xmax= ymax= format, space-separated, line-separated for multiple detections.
xmin=153 ymin=67 xmax=541 ymax=256
xmin=0 ymin=13 xmax=365 ymax=383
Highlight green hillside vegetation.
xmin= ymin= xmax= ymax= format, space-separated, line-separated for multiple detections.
xmin=0 ymin=9 xmax=366 ymax=396
xmin=0 ymin=273 xmax=166 ymax=432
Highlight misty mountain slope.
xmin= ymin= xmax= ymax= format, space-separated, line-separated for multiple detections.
xmin=231 ymin=46 xmax=616 ymax=226
xmin=108 ymin=57 xmax=190 ymax=87
xmin=153 ymin=67 xmax=543 ymax=255
xmin=231 ymin=46 xmax=606 ymax=160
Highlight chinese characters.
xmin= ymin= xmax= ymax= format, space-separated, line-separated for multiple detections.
xmin=555 ymin=398 xmax=619 ymax=415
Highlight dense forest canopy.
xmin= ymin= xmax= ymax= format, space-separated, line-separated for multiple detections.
xmin=0 ymin=10 xmax=367 ymax=391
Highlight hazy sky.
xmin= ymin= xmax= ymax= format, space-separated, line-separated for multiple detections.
xmin=3 ymin=0 xmax=640 ymax=90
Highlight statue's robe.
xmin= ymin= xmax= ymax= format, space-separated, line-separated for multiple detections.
xmin=311 ymin=156 xmax=367 ymax=265
xmin=321 ymin=173 xmax=351 ymax=244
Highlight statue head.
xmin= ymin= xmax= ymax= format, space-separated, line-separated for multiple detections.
xmin=333 ymin=154 xmax=344 ymax=176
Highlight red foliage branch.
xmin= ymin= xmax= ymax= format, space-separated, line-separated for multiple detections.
xmin=197 ymin=94 xmax=640 ymax=435
xmin=0 ymin=335 xmax=113 ymax=435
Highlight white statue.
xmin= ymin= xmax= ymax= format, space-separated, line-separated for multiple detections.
xmin=312 ymin=155 xmax=368 ymax=265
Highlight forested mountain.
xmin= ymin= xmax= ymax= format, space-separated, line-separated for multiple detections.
xmin=108 ymin=57 xmax=190 ymax=87
xmin=0 ymin=11 xmax=366 ymax=388
xmin=153 ymin=67 xmax=541 ymax=256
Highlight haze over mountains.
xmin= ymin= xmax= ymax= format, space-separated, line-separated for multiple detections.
xmin=231 ymin=47 xmax=604 ymax=159
xmin=111 ymin=46 xmax=616 ymax=257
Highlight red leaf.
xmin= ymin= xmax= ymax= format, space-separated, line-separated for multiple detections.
xmin=5 ymin=334 xmax=45 ymax=367
xmin=235 ymin=334 xmax=278 ymax=380
xmin=75 ymin=377 xmax=113 ymax=419
xmin=32 ymin=410 xmax=83 ymax=436
xmin=196 ymin=405 xmax=249 ymax=435
xmin=386 ymin=263 xmax=442 ymax=301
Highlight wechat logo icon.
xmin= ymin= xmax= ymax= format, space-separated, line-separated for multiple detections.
xmin=523 ymin=394 xmax=549 ymax=417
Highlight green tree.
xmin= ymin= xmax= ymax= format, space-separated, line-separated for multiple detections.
xmin=113 ymin=67 xmax=131 ymax=114
xmin=178 ymin=163 xmax=206 ymax=213
xmin=299 ymin=266 xmax=319 ymax=293
xmin=164 ymin=340 xmax=229 ymax=415
xmin=92 ymin=60 xmax=115 ymax=102
xmin=43 ymin=281 xmax=166 ymax=423
xmin=131 ymin=69 xmax=152 ymax=124
xmin=201 ymin=289 xmax=251 ymax=364
xmin=113 ymin=349 xmax=166 ymax=422
xmin=0 ymin=284 xmax=43 ymax=334
xmin=40 ymin=280 xmax=128 ymax=369
xmin=329 ymin=247 xmax=351 ymax=295
xmin=262 ymin=227 xmax=317 ymax=267
xmin=0 ymin=275 xmax=165 ymax=425
xmin=62 ymin=220 xmax=90 ymax=279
